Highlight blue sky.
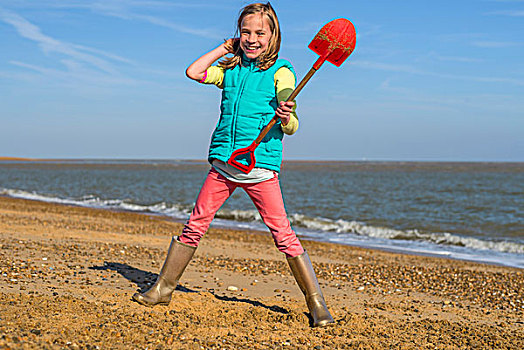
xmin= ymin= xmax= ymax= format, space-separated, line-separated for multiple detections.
xmin=1 ymin=0 xmax=523 ymax=161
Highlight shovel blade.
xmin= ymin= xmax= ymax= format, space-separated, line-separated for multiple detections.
xmin=308 ymin=18 xmax=356 ymax=67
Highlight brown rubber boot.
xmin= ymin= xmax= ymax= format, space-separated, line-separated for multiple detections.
xmin=132 ymin=237 xmax=196 ymax=307
xmin=287 ymin=251 xmax=335 ymax=327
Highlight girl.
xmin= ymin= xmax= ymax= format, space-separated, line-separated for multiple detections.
xmin=133 ymin=2 xmax=334 ymax=327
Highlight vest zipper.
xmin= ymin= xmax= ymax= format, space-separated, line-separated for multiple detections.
xmin=230 ymin=65 xmax=250 ymax=156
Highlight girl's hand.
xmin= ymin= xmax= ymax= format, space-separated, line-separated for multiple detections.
xmin=186 ymin=40 xmax=238 ymax=81
xmin=223 ymin=38 xmax=240 ymax=54
xmin=275 ymin=101 xmax=295 ymax=125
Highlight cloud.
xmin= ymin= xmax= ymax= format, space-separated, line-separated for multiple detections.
xmin=0 ymin=8 xmax=130 ymax=75
xmin=0 ymin=5 xmax=211 ymax=89
xmin=9 ymin=60 xmax=137 ymax=85
xmin=47 ymin=0 xmax=223 ymax=10
xmin=471 ymin=41 xmax=521 ymax=48
xmin=354 ymin=60 xmax=524 ymax=86
xmin=29 ymin=0 xmax=225 ymax=39
xmin=1 ymin=0 xmax=219 ymax=10
xmin=437 ymin=33 xmax=521 ymax=48
xmin=124 ymin=13 xmax=223 ymax=39
xmin=9 ymin=61 xmax=51 ymax=74
xmin=72 ymin=44 xmax=135 ymax=65
xmin=352 ymin=61 xmax=427 ymax=75
xmin=437 ymin=33 xmax=485 ymax=42
xmin=485 ymin=10 xmax=524 ymax=17
xmin=435 ymin=55 xmax=484 ymax=63
xmin=377 ymin=77 xmax=524 ymax=115
xmin=378 ymin=78 xmax=415 ymax=96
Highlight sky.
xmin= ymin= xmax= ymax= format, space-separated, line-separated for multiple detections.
xmin=1 ymin=0 xmax=523 ymax=161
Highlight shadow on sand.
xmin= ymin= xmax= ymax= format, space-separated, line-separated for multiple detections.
xmin=90 ymin=261 xmax=289 ymax=314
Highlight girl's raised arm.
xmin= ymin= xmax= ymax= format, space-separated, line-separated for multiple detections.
xmin=186 ymin=39 xmax=237 ymax=81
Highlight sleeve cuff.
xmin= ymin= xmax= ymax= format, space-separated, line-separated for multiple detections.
xmin=281 ymin=115 xmax=299 ymax=135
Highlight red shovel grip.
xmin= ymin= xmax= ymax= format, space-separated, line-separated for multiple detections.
xmin=227 ymin=142 xmax=258 ymax=173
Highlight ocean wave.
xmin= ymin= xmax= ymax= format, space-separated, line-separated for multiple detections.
xmin=289 ymin=213 xmax=524 ymax=254
xmin=214 ymin=208 xmax=262 ymax=222
xmin=2 ymin=187 xmax=523 ymax=256
xmin=0 ymin=188 xmax=192 ymax=220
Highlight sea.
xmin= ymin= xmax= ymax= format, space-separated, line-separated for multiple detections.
xmin=1 ymin=160 xmax=523 ymax=268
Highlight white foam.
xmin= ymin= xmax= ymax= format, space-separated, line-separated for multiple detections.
xmin=288 ymin=213 xmax=524 ymax=254
xmin=0 ymin=188 xmax=190 ymax=220
xmin=215 ymin=208 xmax=262 ymax=222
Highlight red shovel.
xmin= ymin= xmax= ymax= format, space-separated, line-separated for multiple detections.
xmin=227 ymin=18 xmax=357 ymax=173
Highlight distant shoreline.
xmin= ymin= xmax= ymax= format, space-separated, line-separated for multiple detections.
xmin=0 ymin=157 xmax=38 ymax=161
xmin=1 ymin=157 xmax=523 ymax=164
xmin=2 ymin=157 xmax=523 ymax=173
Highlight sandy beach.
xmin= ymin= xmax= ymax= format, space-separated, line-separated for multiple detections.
xmin=0 ymin=196 xmax=522 ymax=349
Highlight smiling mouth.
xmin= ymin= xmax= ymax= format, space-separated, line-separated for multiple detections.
xmin=244 ymin=44 xmax=261 ymax=52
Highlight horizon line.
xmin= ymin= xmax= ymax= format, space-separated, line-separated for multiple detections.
xmin=1 ymin=157 xmax=523 ymax=164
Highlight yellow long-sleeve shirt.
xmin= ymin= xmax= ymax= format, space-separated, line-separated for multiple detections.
xmin=201 ymin=65 xmax=299 ymax=135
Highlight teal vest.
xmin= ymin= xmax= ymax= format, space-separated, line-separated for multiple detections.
xmin=208 ymin=57 xmax=296 ymax=172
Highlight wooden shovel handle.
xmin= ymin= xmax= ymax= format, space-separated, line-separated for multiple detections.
xmin=253 ymin=66 xmax=319 ymax=145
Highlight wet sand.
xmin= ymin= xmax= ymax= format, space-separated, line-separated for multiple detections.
xmin=0 ymin=196 xmax=522 ymax=349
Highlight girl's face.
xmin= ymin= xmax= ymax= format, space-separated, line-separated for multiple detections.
xmin=240 ymin=13 xmax=272 ymax=60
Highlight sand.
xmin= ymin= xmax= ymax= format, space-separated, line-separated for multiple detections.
xmin=0 ymin=196 xmax=522 ymax=349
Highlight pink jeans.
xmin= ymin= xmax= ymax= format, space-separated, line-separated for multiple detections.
xmin=178 ymin=168 xmax=304 ymax=257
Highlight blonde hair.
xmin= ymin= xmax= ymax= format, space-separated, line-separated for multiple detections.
xmin=219 ymin=2 xmax=281 ymax=71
